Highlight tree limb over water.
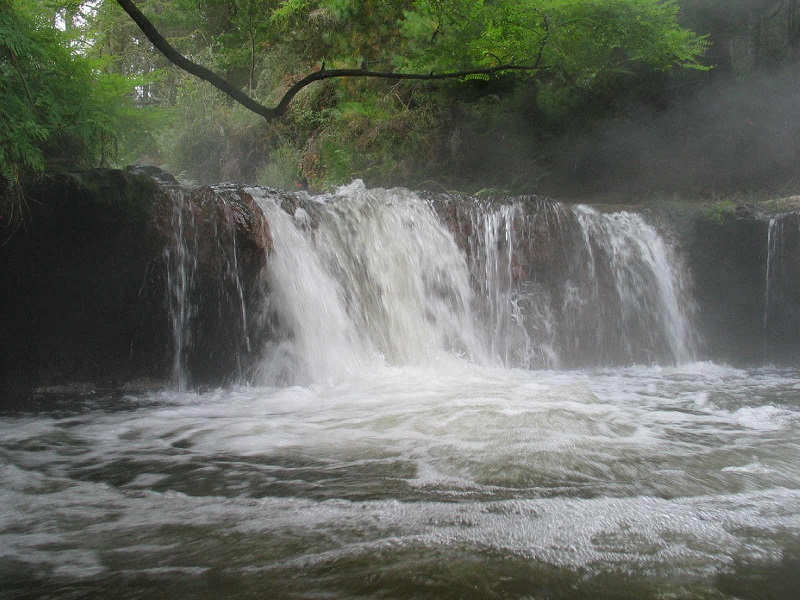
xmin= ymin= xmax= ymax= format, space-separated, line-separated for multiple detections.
xmin=114 ymin=0 xmax=547 ymax=120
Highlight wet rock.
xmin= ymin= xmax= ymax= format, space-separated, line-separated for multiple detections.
xmin=126 ymin=164 xmax=181 ymax=187
xmin=671 ymin=200 xmax=800 ymax=365
xmin=687 ymin=213 xmax=769 ymax=364
xmin=761 ymin=212 xmax=800 ymax=364
xmin=275 ymin=189 xmax=319 ymax=230
xmin=156 ymin=184 xmax=273 ymax=386
xmin=0 ymin=168 xmax=271 ymax=394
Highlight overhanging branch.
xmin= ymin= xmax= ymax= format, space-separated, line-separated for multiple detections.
xmin=270 ymin=64 xmax=546 ymax=117
xmin=115 ymin=0 xmax=547 ymax=120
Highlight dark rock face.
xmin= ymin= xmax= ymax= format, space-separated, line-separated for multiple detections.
xmin=0 ymin=168 xmax=271 ymax=393
xmin=1 ymin=169 xmax=169 ymax=391
xmin=762 ymin=213 xmax=800 ymax=364
xmin=687 ymin=215 xmax=770 ymax=364
xmin=682 ymin=206 xmax=800 ymax=366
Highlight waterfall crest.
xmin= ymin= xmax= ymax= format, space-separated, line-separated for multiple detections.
xmin=245 ymin=183 xmax=696 ymax=384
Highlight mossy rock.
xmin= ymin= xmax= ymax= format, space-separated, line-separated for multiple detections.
xmin=758 ymin=195 xmax=800 ymax=216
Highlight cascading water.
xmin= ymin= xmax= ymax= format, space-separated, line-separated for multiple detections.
xmin=252 ymin=189 xmax=369 ymax=384
xmin=248 ymin=184 xmax=697 ymax=382
xmin=4 ymin=182 xmax=798 ymax=600
xmin=251 ymin=183 xmax=695 ymax=382
xmin=462 ymin=201 xmax=558 ymax=367
xmin=250 ymin=183 xmax=487 ymax=384
xmin=163 ymin=189 xmax=197 ymax=391
xmin=448 ymin=197 xmax=697 ymax=369
xmin=569 ymin=206 xmax=697 ymax=365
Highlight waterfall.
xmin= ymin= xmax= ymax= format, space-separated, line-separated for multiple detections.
xmin=569 ymin=206 xmax=697 ymax=366
xmin=437 ymin=195 xmax=696 ymax=369
xmin=163 ymin=189 xmax=197 ymax=391
xmin=161 ymin=185 xmax=267 ymax=389
xmin=762 ymin=213 xmax=800 ymax=362
xmin=251 ymin=189 xmax=368 ymax=384
xmin=247 ymin=183 xmax=696 ymax=384
xmin=250 ymin=183 xmax=486 ymax=384
xmin=456 ymin=199 xmax=565 ymax=368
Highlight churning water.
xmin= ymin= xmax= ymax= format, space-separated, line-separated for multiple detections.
xmin=252 ymin=182 xmax=696 ymax=382
xmin=2 ymin=184 xmax=799 ymax=599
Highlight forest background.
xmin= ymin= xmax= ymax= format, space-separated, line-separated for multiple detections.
xmin=2 ymin=0 xmax=800 ymax=211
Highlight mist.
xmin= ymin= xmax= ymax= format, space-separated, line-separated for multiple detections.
xmin=548 ymin=66 xmax=800 ymax=198
xmin=538 ymin=0 xmax=800 ymax=199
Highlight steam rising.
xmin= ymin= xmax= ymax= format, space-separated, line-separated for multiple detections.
xmin=553 ymin=65 xmax=800 ymax=197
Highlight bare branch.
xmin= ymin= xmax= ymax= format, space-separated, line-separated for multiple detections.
xmin=532 ymin=13 xmax=551 ymax=70
xmin=115 ymin=0 xmax=279 ymax=118
xmin=115 ymin=0 xmax=546 ymax=121
xmin=269 ymin=63 xmax=546 ymax=117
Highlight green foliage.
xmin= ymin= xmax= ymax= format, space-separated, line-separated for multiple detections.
xmin=257 ymin=143 xmax=302 ymax=189
xmin=317 ymin=137 xmax=355 ymax=184
xmin=155 ymin=74 xmax=270 ymax=183
xmin=0 ymin=0 xmax=145 ymax=217
xmin=2 ymin=0 xmax=712 ymax=199
xmin=704 ymin=200 xmax=737 ymax=224
xmin=178 ymin=0 xmax=706 ymax=187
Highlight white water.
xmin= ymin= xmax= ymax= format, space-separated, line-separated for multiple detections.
xmin=1 ymin=362 xmax=799 ymax=597
xmin=252 ymin=184 xmax=489 ymax=385
xmin=571 ymin=206 xmax=696 ymax=364
xmin=465 ymin=200 xmax=559 ymax=367
xmin=163 ymin=190 xmax=197 ymax=392
xmin=2 ymin=184 xmax=797 ymax=598
xmin=249 ymin=183 xmax=696 ymax=384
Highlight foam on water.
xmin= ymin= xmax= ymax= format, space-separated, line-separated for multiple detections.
xmin=1 ymin=185 xmax=798 ymax=597
xmin=1 ymin=362 xmax=799 ymax=596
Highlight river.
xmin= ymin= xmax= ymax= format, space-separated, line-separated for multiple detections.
xmin=1 ymin=184 xmax=798 ymax=598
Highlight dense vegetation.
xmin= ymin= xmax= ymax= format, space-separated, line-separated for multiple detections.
xmin=0 ymin=1 xmax=129 ymax=216
xmin=2 ymin=0 xmax=800 ymax=217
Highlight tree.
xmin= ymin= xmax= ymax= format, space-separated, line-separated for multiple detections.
xmin=114 ymin=0 xmax=554 ymax=120
xmin=113 ymin=0 xmax=708 ymax=120
xmin=0 ymin=0 xmax=142 ymax=219
xmin=2 ymin=0 xmax=711 ymax=198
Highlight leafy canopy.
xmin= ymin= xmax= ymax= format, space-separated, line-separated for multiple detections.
xmin=268 ymin=0 xmax=707 ymax=82
xmin=1 ymin=0 xmax=709 ymax=194
xmin=0 ymin=0 xmax=142 ymax=208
